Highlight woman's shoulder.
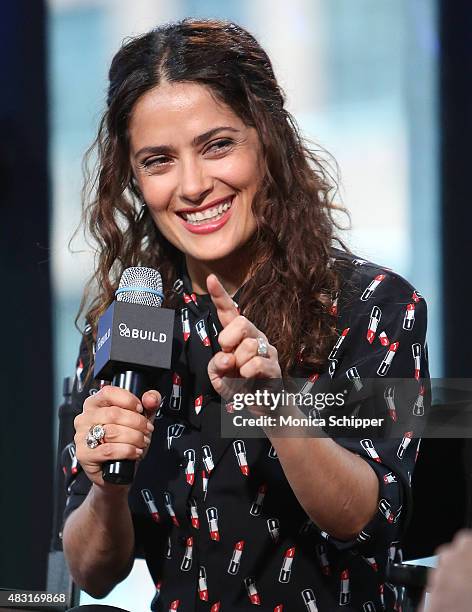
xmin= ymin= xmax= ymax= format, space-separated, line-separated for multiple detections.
xmin=330 ymin=247 xmax=423 ymax=305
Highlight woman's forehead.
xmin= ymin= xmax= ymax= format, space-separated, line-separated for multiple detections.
xmin=128 ymin=82 xmax=252 ymax=156
xmin=130 ymin=82 xmax=242 ymax=131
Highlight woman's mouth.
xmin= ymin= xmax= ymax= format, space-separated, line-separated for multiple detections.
xmin=182 ymin=199 xmax=233 ymax=225
xmin=178 ymin=198 xmax=234 ymax=234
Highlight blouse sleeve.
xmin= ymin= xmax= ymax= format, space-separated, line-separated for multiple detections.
xmin=316 ymin=265 xmax=430 ymax=555
xmin=62 ymin=330 xmax=95 ymax=525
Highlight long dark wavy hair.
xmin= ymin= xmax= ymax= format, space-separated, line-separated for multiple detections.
xmin=78 ymin=18 xmax=349 ymax=376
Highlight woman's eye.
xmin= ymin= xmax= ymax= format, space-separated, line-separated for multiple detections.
xmin=142 ymin=156 xmax=170 ymax=169
xmin=205 ymin=139 xmax=233 ymax=154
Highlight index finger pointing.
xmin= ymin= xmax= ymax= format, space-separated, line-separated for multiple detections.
xmin=206 ymin=274 xmax=239 ymax=328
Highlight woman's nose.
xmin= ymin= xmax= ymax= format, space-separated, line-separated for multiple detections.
xmin=178 ymin=158 xmax=213 ymax=204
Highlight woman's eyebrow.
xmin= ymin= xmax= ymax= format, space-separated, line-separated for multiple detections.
xmin=134 ymin=126 xmax=240 ymax=159
xmin=193 ymin=126 xmax=239 ymax=146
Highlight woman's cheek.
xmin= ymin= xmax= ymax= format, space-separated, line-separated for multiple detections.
xmin=217 ymin=155 xmax=249 ymax=184
xmin=221 ymin=153 xmax=262 ymax=189
xmin=141 ymin=179 xmax=173 ymax=212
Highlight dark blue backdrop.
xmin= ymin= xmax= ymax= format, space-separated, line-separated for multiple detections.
xmin=0 ymin=0 xmax=53 ymax=591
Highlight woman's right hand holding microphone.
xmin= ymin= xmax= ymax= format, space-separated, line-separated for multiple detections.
xmin=63 ymin=385 xmax=160 ymax=596
xmin=74 ymin=385 xmax=160 ymax=489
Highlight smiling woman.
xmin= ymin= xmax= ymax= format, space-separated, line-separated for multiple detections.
xmin=129 ymin=82 xmax=261 ymax=294
xmin=62 ymin=18 xmax=430 ymax=612
xmin=80 ymin=18 xmax=343 ymax=377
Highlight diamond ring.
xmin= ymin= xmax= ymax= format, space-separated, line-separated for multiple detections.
xmin=256 ymin=336 xmax=270 ymax=359
xmin=85 ymin=424 xmax=106 ymax=449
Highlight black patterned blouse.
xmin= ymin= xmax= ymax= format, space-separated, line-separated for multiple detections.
xmin=63 ymin=250 xmax=429 ymax=612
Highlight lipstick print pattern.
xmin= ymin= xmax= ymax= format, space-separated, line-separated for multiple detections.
xmin=63 ymin=250 xmax=428 ymax=612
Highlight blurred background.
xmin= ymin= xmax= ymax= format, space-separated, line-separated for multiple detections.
xmin=1 ymin=0 xmax=471 ymax=609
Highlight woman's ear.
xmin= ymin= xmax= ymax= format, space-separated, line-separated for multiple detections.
xmin=129 ymin=175 xmax=144 ymax=200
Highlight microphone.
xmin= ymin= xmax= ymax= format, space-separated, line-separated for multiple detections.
xmin=94 ymin=267 xmax=175 ymax=484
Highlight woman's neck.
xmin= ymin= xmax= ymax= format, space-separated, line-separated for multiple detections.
xmin=185 ymin=250 xmax=253 ymax=297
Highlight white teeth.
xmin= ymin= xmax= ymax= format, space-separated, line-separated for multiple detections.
xmin=183 ymin=200 xmax=232 ymax=224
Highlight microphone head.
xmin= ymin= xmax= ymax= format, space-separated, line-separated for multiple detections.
xmin=115 ymin=267 xmax=164 ymax=308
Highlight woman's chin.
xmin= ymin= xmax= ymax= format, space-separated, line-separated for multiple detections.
xmin=185 ymin=247 xmax=238 ymax=264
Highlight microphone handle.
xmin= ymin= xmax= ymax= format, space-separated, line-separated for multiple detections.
xmin=102 ymin=370 xmax=149 ymax=485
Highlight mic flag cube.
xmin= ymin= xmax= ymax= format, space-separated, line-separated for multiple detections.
xmin=94 ymin=301 xmax=175 ymax=381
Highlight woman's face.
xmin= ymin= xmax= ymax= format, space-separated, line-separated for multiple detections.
xmin=129 ymin=81 xmax=263 ymax=266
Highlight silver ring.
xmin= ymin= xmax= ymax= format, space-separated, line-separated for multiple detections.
xmin=85 ymin=424 xmax=106 ymax=449
xmin=256 ymin=336 xmax=270 ymax=359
